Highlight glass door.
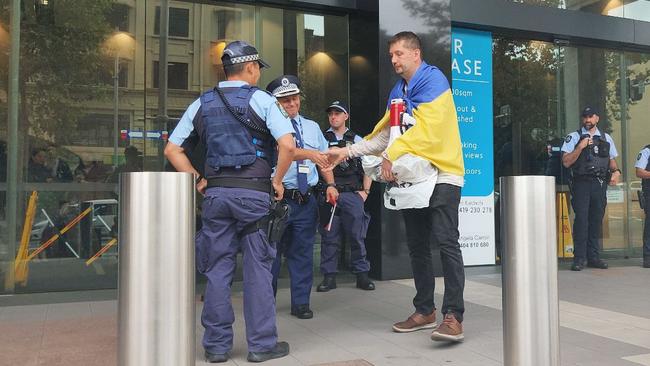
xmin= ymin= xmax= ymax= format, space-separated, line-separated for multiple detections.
xmin=623 ymin=51 xmax=650 ymax=259
xmin=556 ymin=45 xmax=629 ymax=259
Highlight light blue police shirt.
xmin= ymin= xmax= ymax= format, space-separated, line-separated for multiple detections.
xmin=635 ymin=146 xmax=650 ymax=170
xmin=560 ymin=127 xmax=618 ymax=158
xmin=168 ymin=80 xmax=294 ymax=146
xmin=283 ymin=114 xmax=329 ymax=189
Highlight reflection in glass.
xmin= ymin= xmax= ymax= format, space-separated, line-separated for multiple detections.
xmin=513 ymin=0 xmax=650 ymax=21
xmin=1 ymin=0 xmax=350 ymax=294
xmin=492 ymin=38 xmax=559 ymax=183
xmin=624 ymin=51 xmax=650 ymax=255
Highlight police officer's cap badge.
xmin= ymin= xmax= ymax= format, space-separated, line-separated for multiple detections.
xmin=565 ymin=135 xmax=572 ymax=143
xmin=281 ymin=78 xmax=290 ymax=87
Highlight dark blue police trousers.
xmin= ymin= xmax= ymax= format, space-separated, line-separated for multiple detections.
xmin=271 ymin=194 xmax=318 ymax=308
xmin=570 ymin=177 xmax=607 ymax=264
xmin=643 ymin=191 xmax=650 ymax=258
xmin=196 ymin=187 xmax=278 ymax=354
xmin=318 ymin=191 xmax=371 ymax=275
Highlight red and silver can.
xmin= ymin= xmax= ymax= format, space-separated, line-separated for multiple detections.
xmin=390 ymin=98 xmax=405 ymax=127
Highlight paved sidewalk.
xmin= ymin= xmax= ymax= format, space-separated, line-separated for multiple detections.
xmin=1 ymin=264 xmax=649 ymax=366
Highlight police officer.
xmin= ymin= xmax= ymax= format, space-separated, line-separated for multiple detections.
xmin=266 ymin=75 xmax=338 ymax=319
xmin=165 ymin=41 xmax=295 ymax=363
xmin=634 ymin=145 xmax=650 ymax=268
xmin=562 ymin=106 xmax=621 ymax=271
xmin=316 ymin=100 xmax=375 ymax=292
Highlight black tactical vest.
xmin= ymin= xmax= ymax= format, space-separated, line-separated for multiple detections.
xmin=323 ymin=129 xmax=364 ymax=189
xmin=571 ymin=130 xmax=611 ymax=179
xmin=200 ymin=87 xmax=275 ymax=179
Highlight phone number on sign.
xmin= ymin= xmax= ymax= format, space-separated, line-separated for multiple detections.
xmin=459 ymin=206 xmax=493 ymax=214
xmin=460 ymin=241 xmax=490 ymax=249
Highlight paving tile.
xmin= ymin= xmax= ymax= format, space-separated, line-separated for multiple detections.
xmin=311 ymin=360 xmax=374 ymax=366
xmin=45 ymin=302 xmax=91 ymax=321
xmin=0 ymin=304 xmax=48 ymax=322
xmin=1 ymin=266 xmax=649 ymax=366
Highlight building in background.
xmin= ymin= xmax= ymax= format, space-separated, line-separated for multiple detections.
xmin=1 ymin=0 xmax=650 ymax=296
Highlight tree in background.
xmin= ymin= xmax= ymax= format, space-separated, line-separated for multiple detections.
xmin=0 ymin=0 xmax=115 ymax=144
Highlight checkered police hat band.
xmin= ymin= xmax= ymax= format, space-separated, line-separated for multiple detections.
xmin=272 ymin=83 xmax=299 ymax=96
xmin=230 ymin=54 xmax=260 ymax=64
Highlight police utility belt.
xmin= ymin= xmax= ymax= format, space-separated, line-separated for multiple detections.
xmin=284 ymin=187 xmax=313 ymax=204
xmin=207 ymin=177 xmax=271 ymax=194
xmin=207 ymin=177 xmax=290 ymax=241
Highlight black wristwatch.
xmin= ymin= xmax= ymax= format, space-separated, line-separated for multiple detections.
xmin=326 ymin=183 xmax=337 ymax=189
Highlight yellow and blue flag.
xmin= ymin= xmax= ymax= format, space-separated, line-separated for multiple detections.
xmin=366 ymin=62 xmax=464 ymax=176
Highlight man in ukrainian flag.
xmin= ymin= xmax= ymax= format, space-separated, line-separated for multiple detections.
xmin=328 ymin=31 xmax=466 ymax=342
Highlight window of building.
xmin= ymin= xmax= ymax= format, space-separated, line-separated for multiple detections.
xmin=65 ymin=114 xmax=130 ymax=147
xmin=215 ymin=9 xmax=242 ymax=40
xmin=512 ymin=0 xmax=650 ymax=22
xmin=153 ymin=61 xmax=188 ymax=90
xmin=98 ymin=59 xmax=129 ymax=88
xmin=107 ymin=3 xmax=130 ymax=32
xmin=153 ymin=61 xmax=189 ymax=90
xmin=154 ymin=7 xmax=190 ymax=38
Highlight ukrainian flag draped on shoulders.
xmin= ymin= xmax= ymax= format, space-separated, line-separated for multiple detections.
xmin=366 ymin=61 xmax=464 ymax=177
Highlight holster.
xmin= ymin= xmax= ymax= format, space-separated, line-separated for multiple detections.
xmin=639 ymin=190 xmax=646 ymax=211
xmin=240 ymin=200 xmax=291 ymax=242
xmin=267 ymin=200 xmax=291 ymax=242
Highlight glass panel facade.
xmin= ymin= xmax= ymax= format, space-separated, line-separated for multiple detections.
xmin=493 ymin=35 xmax=647 ymax=259
xmin=512 ymin=0 xmax=650 ymax=22
xmin=624 ymin=50 xmax=650 ymax=257
xmin=0 ymin=0 xmax=349 ymax=294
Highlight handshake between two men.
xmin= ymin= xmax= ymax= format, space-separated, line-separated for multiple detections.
xmin=314 ymin=146 xmax=397 ymax=183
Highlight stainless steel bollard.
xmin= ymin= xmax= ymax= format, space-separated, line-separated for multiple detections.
xmin=500 ymin=176 xmax=559 ymax=366
xmin=118 ymin=172 xmax=196 ymax=366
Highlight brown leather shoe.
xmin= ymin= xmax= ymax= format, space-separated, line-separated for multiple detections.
xmin=392 ymin=311 xmax=437 ymax=333
xmin=431 ymin=313 xmax=464 ymax=342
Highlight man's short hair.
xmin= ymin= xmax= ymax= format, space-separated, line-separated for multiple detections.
xmin=388 ymin=31 xmax=422 ymax=51
xmin=223 ymin=62 xmax=247 ymax=78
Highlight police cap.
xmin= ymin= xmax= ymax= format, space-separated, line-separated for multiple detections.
xmin=326 ymin=100 xmax=349 ymax=115
xmin=581 ymin=106 xmax=598 ymax=117
xmin=266 ymin=75 xmax=301 ymax=98
xmin=221 ymin=40 xmax=270 ymax=69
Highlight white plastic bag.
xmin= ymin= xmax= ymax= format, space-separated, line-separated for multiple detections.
xmin=361 ymin=155 xmax=384 ymax=182
xmin=383 ymin=154 xmax=437 ymax=210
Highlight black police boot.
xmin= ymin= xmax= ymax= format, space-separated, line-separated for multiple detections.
xmin=290 ymin=304 xmax=313 ymax=319
xmin=571 ymin=260 xmax=584 ymax=271
xmin=205 ymin=351 xmax=229 ymax=363
xmin=643 ymin=256 xmax=650 ymax=268
xmin=356 ymin=272 xmax=375 ymax=290
xmin=247 ymin=341 xmax=290 ymax=363
xmin=586 ymin=259 xmax=608 ymax=269
xmin=317 ymin=274 xmax=337 ymax=292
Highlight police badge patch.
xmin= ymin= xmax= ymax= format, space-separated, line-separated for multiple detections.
xmin=565 ymin=135 xmax=572 ymax=143
xmin=276 ymin=101 xmax=289 ymax=118
xmin=638 ymin=153 xmax=642 ymax=161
